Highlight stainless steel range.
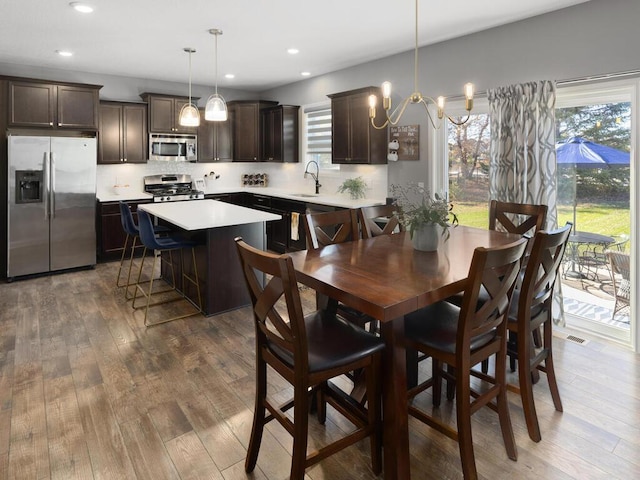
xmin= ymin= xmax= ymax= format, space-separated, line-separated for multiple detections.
xmin=144 ymin=174 xmax=204 ymax=202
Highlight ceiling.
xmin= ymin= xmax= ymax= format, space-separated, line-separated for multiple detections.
xmin=0 ymin=0 xmax=590 ymax=92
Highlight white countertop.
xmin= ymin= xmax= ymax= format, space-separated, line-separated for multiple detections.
xmin=138 ymin=199 xmax=281 ymax=231
xmin=97 ymin=186 xmax=385 ymax=209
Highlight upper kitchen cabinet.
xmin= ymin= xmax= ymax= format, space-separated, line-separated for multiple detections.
xmin=197 ymin=108 xmax=232 ymax=162
xmin=328 ymin=86 xmax=387 ymax=164
xmin=7 ymin=79 xmax=101 ymax=130
xmin=228 ymin=100 xmax=278 ymax=162
xmin=98 ymin=101 xmax=148 ymax=164
xmin=140 ymin=92 xmax=199 ymax=134
xmin=261 ymin=105 xmax=300 ymax=163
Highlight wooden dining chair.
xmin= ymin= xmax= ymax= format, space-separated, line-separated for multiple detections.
xmin=506 ymin=223 xmax=571 ymax=442
xmin=303 ymin=208 xmax=359 ymax=249
xmin=402 ymin=237 xmax=527 ymax=480
xmin=449 ymin=200 xmax=548 ymax=372
xmin=234 ymin=238 xmax=384 ymax=479
xmin=303 ymin=209 xmax=373 ymax=329
xmin=358 ymin=204 xmax=404 ymax=239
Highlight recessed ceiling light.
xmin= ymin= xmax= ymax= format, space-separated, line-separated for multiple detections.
xmin=225 ymin=74 xmax=235 ymax=79
xmin=300 ymin=71 xmax=311 ymax=77
xmin=287 ymin=48 xmax=299 ymax=55
xmin=69 ymin=2 xmax=94 ymax=13
xmin=56 ymin=50 xmax=74 ymax=57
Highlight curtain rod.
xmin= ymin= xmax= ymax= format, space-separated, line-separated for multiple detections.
xmin=444 ymin=70 xmax=640 ymax=102
xmin=557 ymin=69 xmax=640 ymax=86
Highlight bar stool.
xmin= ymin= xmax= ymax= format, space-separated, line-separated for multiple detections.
xmin=132 ymin=209 xmax=202 ymax=326
xmin=116 ymin=202 xmax=170 ymax=299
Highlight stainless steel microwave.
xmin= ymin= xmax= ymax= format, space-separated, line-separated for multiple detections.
xmin=149 ymin=133 xmax=197 ymax=161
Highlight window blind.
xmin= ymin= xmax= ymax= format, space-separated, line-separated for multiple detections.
xmin=305 ymin=107 xmax=332 ymax=155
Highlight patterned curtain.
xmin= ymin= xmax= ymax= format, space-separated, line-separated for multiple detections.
xmin=488 ymin=80 xmax=558 ymax=228
xmin=487 ymin=80 xmax=565 ymax=324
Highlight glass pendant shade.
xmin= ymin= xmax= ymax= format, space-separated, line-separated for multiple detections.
xmin=179 ymin=103 xmax=200 ymax=126
xmin=205 ymin=94 xmax=228 ymax=121
xmin=179 ymin=47 xmax=200 ymax=127
xmin=206 ymin=29 xmax=228 ymax=122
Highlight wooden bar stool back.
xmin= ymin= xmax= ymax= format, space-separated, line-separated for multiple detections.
xmin=234 ymin=238 xmax=384 ymax=479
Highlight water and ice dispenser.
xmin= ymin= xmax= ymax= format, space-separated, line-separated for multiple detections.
xmin=15 ymin=170 xmax=43 ymax=204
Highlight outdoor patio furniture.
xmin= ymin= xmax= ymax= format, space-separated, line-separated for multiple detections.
xmin=563 ymin=231 xmax=613 ymax=283
xmin=606 ymin=250 xmax=630 ymax=318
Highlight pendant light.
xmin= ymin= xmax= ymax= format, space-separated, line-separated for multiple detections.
xmin=179 ymin=47 xmax=200 ymax=127
xmin=205 ymin=29 xmax=228 ymax=122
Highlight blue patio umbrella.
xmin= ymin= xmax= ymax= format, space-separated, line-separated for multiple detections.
xmin=555 ymin=136 xmax=630 ymax=230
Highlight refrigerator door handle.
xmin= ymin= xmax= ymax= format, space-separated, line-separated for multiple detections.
xmin=43 ymin=152 xmax=50 ymax=220
xmin=50 ymin=153 xmax=56 ymax=218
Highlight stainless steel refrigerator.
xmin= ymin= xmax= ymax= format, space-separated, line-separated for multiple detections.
xmin=7 ymin=135 xmax=97 ymax=278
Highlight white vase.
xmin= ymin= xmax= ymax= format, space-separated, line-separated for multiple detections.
xmin=411 ymin=223 xmax=443 ymax=251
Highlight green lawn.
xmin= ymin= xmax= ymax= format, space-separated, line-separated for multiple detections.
xmin=454 ymin=201 xmax=630 ymax=241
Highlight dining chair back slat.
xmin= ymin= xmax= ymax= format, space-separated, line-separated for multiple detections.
xmin=489 ymin=200 xmax=548 ymax=237
xmin=358 ymin=204 xmax=404 ymax=239
xmin=304 ymin=209 xmax=359 ymax=249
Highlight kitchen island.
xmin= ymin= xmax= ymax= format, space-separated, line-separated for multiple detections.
xmin=138 ymin=199 xmax=281 ymax=316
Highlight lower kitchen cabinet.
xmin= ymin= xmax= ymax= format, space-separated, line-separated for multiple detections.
xmin=97 ymin=200 xmax=151 ymax=261
xmin=245 ymin=194 xmax=288 ymax=253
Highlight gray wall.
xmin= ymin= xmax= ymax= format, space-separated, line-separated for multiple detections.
xmin=2 ymin=0 xmax=638 ymax=191
xmin=262 ymin=0 xmax=640 ymax=190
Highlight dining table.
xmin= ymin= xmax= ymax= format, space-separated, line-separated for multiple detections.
xmin=287 ymin=225 xmax=522 ymax=480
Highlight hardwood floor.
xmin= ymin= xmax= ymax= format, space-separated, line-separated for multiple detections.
xmin=0 ymin=261 xmax=639 ymax=479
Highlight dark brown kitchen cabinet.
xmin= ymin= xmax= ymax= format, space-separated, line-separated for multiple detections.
xmin=98 ymin=101 xmax=147 ymax=164
xmin=328 ymin=86 xmax=387 ymax=164
xmin=140 ymin=92 xmax=198 ymax=134
xmin=228 ymin=100 xmax=278 ymax=162
xmin=8 ymin=79 xmax=101 ymax=130
xmin=97 ymin=200 xmax=152 ymax=262
xmin=261 ymin=105 xmax=299 ymax=163
xmin=197 ymin=108 xmax=232 ymax=162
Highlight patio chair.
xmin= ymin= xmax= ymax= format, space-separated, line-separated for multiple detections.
xmin=606 ymin=250 xmax=630 ymax=318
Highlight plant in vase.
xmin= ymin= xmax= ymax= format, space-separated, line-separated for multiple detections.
xmin=389 ymin=183 xmax=458 ymax=251
xmin=337 ymin=176 xmax=367 ymax=199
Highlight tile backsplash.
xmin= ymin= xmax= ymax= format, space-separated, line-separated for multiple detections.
xmin=97 ymin=161 xmax=388 ymax=199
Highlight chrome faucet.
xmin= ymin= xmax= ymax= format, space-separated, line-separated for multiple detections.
xmin=304 ymin=160 xmax=321 ymax=194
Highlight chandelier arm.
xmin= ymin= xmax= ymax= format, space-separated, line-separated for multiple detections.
xmin=371 ymin=95 xmax=414 ymax=130
xmin=417 ymin=98 xmax=438 ymax=129
xmin=445 ymin=113 xmax=472 ymax=126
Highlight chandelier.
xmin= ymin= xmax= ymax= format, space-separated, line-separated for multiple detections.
xmin=369 ymin=0 xmax=474 ymax=130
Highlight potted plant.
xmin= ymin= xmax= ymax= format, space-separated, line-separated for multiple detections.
xmin=337 ymin=176 xmax=367 ymax=199
xmin=390 ymin=183 xmax=458 ymax=251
